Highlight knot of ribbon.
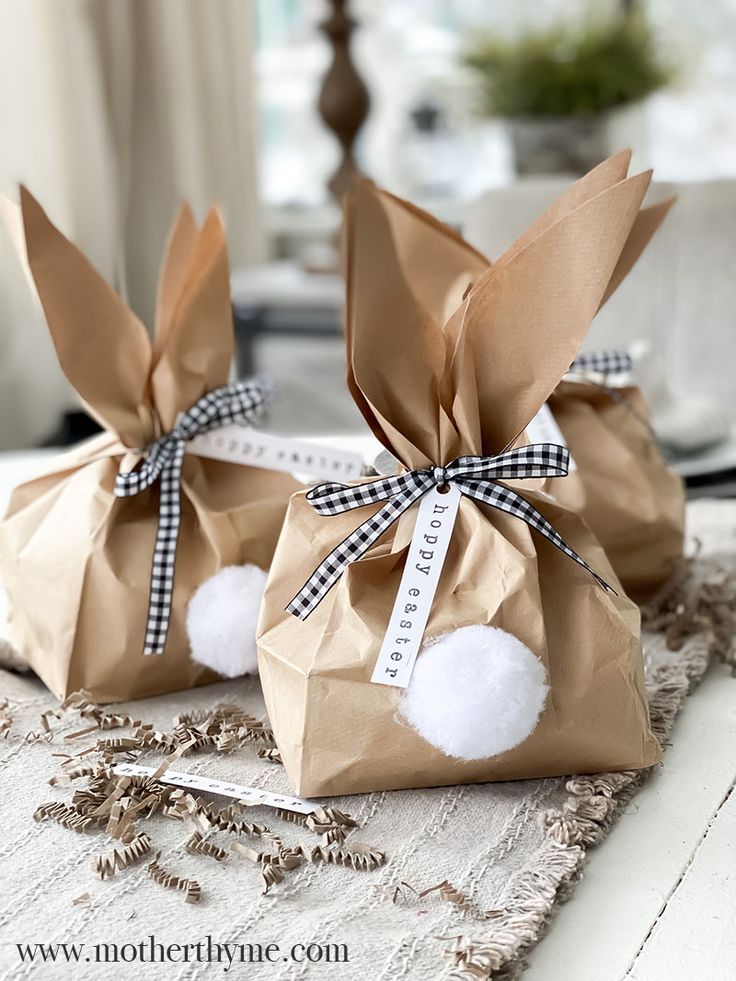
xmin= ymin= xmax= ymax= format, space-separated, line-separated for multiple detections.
xmin=115 ymin=378 xmax=269 ymax=655
xmin=287 ymin=443 xmax=612 ymax=621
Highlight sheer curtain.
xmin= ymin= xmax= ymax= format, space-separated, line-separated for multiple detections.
xmin=0 ymin=0 xmax=265 ymax=449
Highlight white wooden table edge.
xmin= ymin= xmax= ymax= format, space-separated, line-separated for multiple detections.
xmin=523 ymin=659 xmax=736 ymax=981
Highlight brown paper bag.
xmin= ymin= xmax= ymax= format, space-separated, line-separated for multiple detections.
xmin=547 ymin=379 xmax=685 ymax=601
xmin=258 ymin=156 xmax=661 ymax=797
xmin=0 ymin=190 xmax=300 ymax=703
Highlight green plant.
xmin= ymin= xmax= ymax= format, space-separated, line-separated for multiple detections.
xmin=464 ymin=12 xmax=672 ymax=118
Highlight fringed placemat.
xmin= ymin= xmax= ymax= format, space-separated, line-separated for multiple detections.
xmin=0 ymin=500 xmax=734 ymax=981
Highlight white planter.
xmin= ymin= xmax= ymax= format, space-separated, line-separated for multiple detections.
xmin=508 ymin=103 xmax=648 ymax=176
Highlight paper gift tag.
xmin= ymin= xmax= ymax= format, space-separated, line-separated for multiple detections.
xmin=187 ymin=426 xmax=364 ymax=482
xmin=113 ymin=762 xmax=317 ymax=814
xmin=371 ymin=484 xmax=462 ymax=688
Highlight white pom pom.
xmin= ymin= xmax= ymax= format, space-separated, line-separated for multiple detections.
xmin=399 ymin=625 xmax=548 ymax=761
xmin=186 ymin=564 xmax=267 ymax=678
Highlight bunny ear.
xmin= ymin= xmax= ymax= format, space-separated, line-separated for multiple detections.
xmin=345 ymin=181 xmax=489 ymax=466
xmin=20 ymin=186 xmax=153 ymax=446
xmin=453 ymin=170 xmax=652 ymax=454
xmin=150 ymin=207 xmax=233 ymax=430
xmin=154 ymin=202 xmax=198 ymax=357
xmin=0 ymin=194 xmax=42 ymax=311
xmin=499 ymin=150 xmax=633 ymax=267
xmin=598 ymin=197 xmax=675 ymax=308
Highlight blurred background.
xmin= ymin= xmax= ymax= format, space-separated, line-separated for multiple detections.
xmin=1 ymin=0 xmax=735 ymax=484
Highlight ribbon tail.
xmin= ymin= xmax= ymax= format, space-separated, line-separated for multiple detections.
xmin=286 ymin=481 xmax=430 ymax=620
xmin=142 ymin=443 xmax=186 ymax=654
xmin=457 ymin=480 xmax=615 ymax=594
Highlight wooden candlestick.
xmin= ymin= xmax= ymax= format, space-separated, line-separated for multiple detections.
xmin=317 ymin=0 xmax=371 ymax=201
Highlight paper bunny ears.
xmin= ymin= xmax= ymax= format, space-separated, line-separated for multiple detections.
xmin=18 ymin=189 xmax=232 ymax=447
xmin=344 ymin=151 xmax=665 ymax=469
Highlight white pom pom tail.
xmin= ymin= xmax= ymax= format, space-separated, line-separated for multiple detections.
xmin=186 ymin=564 xmax=267 ymax=679
xmin=399 ymin=625 xmax=548 ymax=761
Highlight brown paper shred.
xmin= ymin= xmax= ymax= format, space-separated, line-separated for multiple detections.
xmin=308 ymin=843 xmax=386 ymax=872
xmin=213 ymin=704 xmax=275 ymax=742
xmin=274 ymin=807 xmax=310 ymax=828
xmin=65 ymin=724 xmax=103 ymax=741
xmin=173 ymin=708 xmax=211 ymax=727
xmin=259 ymin=854 xmax=292 ymax=894
xmin=97 ymin=712 xmax=142 ymax=731
xmin=49 ymin=764 xmax=101 ymax=786
xmin=150 ymin=746 xmax=187 ymax=781
xmin=164 ymin=791 xmax=212 ymax=833
xmin=151 ymin=751 xmax=181 ymax=780
xmin=60 ymin=690 xmax=141 ymax=738
xmin=80 ymin=775 xmax=171 ymax=846
xmin=106 ymin=800 xmax=138 ymax=843
xmin=147 ymin=854 xmax=201 ymax=904
xmin=410 ymin=880 xmax=502 ymax=921
xmin=281 ymin=806 xmax=360 ymax=846
xmin=642 ymin=557 xmax=736 ymax=673
xmin=108 ymin=791 xmax=169 ymax=842
xmin=33 ymin=801 xmax=101 ymax=833
xmin=73 ymin=788 xmax=110 ymax=815
xmin=171 ymin=792 xmax=278 ymax=842
xmin=60 ymin=689 xmax=101 ymax=718
xmin=274 ymin=805 xmax=357 ymax=844
xmin=231 ymin=842 xmax=308 ymax=894
xmin=73 ymin=893 xmax=92 ymax=906
xmin=122 ymin=774 xmax=172 ymax=799
xmin=30 ymin=693 xmax=382 ymax=908
xmin=230 ymin=841 xmax=263 ymax=863
xmin=42 ymin=709 xmax=60 ymax=731
xmin=132 ymin=726 xmax=179 ymax=754
xmin=60 ymin=745 xmax=98 ymax=762
xmin=94 ymin=736 xmax=142 ymax=755
xmin=23 ymin=709 xmax=60 ymax=743
xmin=387 ymin=879 xmax=501 ymax=920
xmin=184 ymin=832 xmax=229 ymax=863
xmin=0 ymin=699 xmax=11 ymax=739
xmin=95 ymin=832 xmax=152 ymax=879
xmin=23 ymin=730 xmax=53 ymax=744
xmin=419 ymin=880 xmax=472 ymax=911
xmin=230 ymin=840 xmax=384 ymax=893
xmin=59 ymin=693 xmax=277 ymax=762
xmin=390 ymin=881 xmax=418 ymax=904
xmin=171 ymin=704 xmax=276 ymax=752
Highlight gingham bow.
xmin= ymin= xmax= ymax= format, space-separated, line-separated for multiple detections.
xmin=568 ymin=350 xmax=633 ymax=378
xmin=287 ymin=444 xmax=611 ymax=620
xmin=115 ymin=379 xmax=268 ymax=655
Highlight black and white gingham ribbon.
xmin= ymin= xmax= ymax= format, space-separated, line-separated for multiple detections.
xmin=567 ymin=350 xmax=654 ymax=434
xmin=287 ymin=444 xmax=612 ymax=620
xmin=569 ymin=351 xmax=633 ymax=378
xmin=115 ymin=379 xmax=268 ymax=655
